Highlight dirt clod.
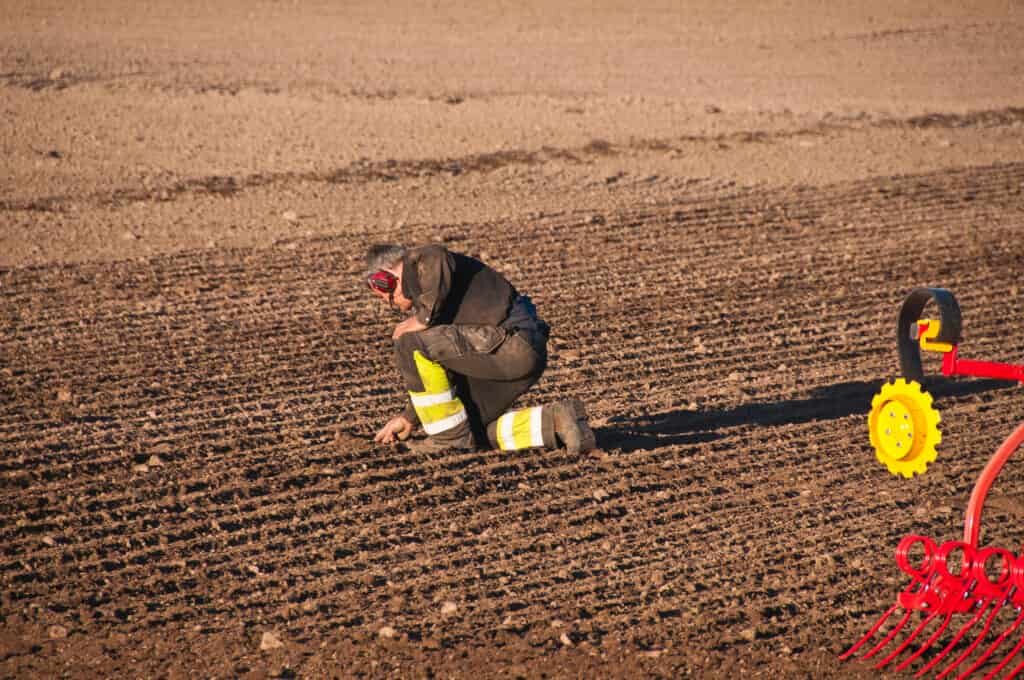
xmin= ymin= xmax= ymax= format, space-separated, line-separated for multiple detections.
xmin=260 ymin=631 xmax=284 ymax=651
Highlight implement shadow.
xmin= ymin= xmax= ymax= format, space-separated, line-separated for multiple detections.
xmin=597 ymin=378 xmax=1018 ymax=454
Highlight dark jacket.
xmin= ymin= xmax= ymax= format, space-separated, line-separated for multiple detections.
xmin=401 ymin=245 xmax=518 ymax=327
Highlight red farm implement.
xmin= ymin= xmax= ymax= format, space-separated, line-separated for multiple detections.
xmin=842 ymin=288 xmax=1024 ymax=677
xmin=841 ymin=422 xmax=1024 ymax=678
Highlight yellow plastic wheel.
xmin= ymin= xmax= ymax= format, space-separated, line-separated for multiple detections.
xmin=868 ymin=379 xmax=941 ymax=478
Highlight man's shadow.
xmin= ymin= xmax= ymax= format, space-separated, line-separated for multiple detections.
xmin=597 ymin=378 xmax=1018 ymax=454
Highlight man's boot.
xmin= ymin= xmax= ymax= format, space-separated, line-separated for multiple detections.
xmin=404 ymin=431 xmax=477 ymax=455
xmin=486 ymin=399 xmax=596 ymax=454
xmin=547 ymin=398 xmax=596 ymax=455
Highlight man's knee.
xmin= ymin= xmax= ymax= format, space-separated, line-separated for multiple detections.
xmin=394 ymin=330 xmax=427 ymax=358
xmin=395 ymin=325 xmax=463 ymax=365
xmin=393 ymin=331 xmax=430 ymax=386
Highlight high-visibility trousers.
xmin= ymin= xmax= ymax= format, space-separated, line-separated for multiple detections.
xmin=408 ymin=350 xmax=469 ymax=438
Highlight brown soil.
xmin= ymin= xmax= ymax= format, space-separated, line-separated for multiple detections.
xmin=2 ymin=2 xmax=1023 ymax=678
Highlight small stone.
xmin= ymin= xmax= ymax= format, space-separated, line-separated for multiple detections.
xmin=132 ymin=464 xmax=149 ymax=473
xmin=301 ymin=600 xmax=318 ymax=613
xmin=378 ymin=626 xmax=397 ymax=639
xmin=739 ymin=627 xmax=757 ymax=642
xmin=592 ymin=489 xmax=609 ymax=501
xmin=48 ymin=625 xmax=68 ymax=639
xmin=728 ymin=371 xmax=744 ymax=382
xmin=48 ymin=68 xmax=64 ymax=81
xmin=147 ymin=455 xmax=164 ymax=467
xmin=247 ymin=564 xmax=261 ymax=575
xmin=56 ymin=388 xmax=72 ymax=402
xmin=41 ymin=536 xmax=55 ymax=547
xmin=122 ymin=231 xmax=139 ymax=241
xmin=259 ymin=631 xmax=284 ymax=650
xmin=440 ymin=601 xmax=458 ymax=616
xmin=282 ymin=210 xmax=299 ymax=222
xmin=559 ymin=632 xmax=573 ymax=646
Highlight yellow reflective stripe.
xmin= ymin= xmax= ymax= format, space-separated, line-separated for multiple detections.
xmin=413 ymin=398 xmax=466 ymax=429
xmin=413 ymin=350 xmax=450 ymax=393
xmin=410 ymin=350 xmax=466 ymax=433
xmin=496 ymin=407 xmax=544 ymax=450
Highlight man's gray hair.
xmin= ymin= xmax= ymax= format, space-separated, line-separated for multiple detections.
xmin=365 ymin=244 xmax=406 ymax=277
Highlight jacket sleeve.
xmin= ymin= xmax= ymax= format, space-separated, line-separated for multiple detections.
xmin=408 ymin=245 xmax=454 ymax=326
xmin=402 ymin=399 xmax=420 ymax=427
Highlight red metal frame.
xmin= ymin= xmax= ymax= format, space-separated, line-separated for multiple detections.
xmin=842 ymin=423 xmax=1024 ymax=677
xmin=915 ymin=321 xmax=1024 ymax=383
xmin=941 ymin=347 xmax=1024 ymax=384
xmin=963 ymin=423 xmax=1024 ymax=547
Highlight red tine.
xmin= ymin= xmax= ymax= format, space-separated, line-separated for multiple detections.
xmin=878 ymin=609 xmax=946 ymax=669
xmin=840 ymin=603 xmax=902 ymax=661
xmin=979 ymin=632 xmax=1024 ymax=680
xmin=951 ymin=609 xmax=1024 ymax=680
xmin=864 ymin=609 xmax=916 ymax=659
xmin=914 ymin=603 xmax=993 ymax=677
xmin=896 ymin=611 xmax=954 ymax=672
xmin=934 ymin=603 xmax=1011 ymax=680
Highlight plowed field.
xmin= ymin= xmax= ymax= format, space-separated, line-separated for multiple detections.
xmin=3 ymin=1 xmax=1024 ymax=678
xmin=3 ymin=160 xmax=1024 ymax=677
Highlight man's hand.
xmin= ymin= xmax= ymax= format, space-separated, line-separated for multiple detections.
xmin=393 ymin=316 xmax=427 ymax=340
xmin=374 ymin=414 xmax=414 ymax=445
